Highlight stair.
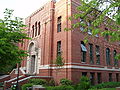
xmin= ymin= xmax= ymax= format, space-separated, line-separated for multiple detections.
xmin=4 ymin=75 xmax=52 ymax=89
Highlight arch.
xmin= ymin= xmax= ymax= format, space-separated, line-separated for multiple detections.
xmin=106 ymin=48 xmax=110 ymax=65
xmin=27 ymin=41 xmax=38 ymax=74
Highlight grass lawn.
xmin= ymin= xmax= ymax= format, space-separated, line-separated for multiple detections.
xmin=89 ymin=88 xmax=116 ymax=90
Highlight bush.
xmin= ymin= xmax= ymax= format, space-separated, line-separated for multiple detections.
xmin=46 ymin=85 xmax=75 ymax=90
xmin=76 ymin=76 xmax=91 ymax=90
xmin=91 ymin=82 xmax=120 ymax=89
xmin=48 ymin=79 xmax=55 ymax=86
xmin=21 ymin=83 xmax=33 ymax=90
xmin=60 ymin=78 xmax=72 ymax=85
xmin=28 ymin=79 xmax=47 ymax=85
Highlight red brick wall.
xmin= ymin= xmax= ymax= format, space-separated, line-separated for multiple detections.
xmin=17 ymin=0 xmax=120 ymax=85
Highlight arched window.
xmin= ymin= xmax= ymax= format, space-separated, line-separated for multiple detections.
xmin=35 ymin=22 xmax=37 ymax=37
xmin=96 ymin=45 xmax=100 ymax=64
xmin=32 ymin=25 xmax=34 ymax=38
xmin=113 ymin=50 xmax=118 ymax=66
xmin=89 ymin=43 xmax=94 ymax=64
xmin=106 ymin=48 xmax=110 ymax=65
xmin=104 ymin=28 xmax=109 ymax=41
xmin=38 ymin=22 xmax=41 ymax=35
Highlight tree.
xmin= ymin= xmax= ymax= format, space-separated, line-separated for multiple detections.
xmin=65 ymin=0 xmax=120 ymax=57
xmin=0 ymin=9 xmax=29 ymax=74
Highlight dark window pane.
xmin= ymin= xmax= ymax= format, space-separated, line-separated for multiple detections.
xmin=89 ymin=44 xmax=94 ymax=64
xmin=81 ymin=41 xmax=87 ymax=62
xmin=35 ymin=22 xmax=37 ymax=37
xmin=96 ymin=45 xmax=100 ymax=64
xmin=57 ymin=16 xmax=61 ymax=32
xmin=57 ymin=41 xmax=61 ymax=56
xmin=106 ymin=48 xmax=111 ymax=65
xmin=114 ymin=50 xmax=118 ymax=66
xmin=109 ymin=73 xmax=112 ymax=82
xmin=97 ymin=73 xmax=101 ymax=84
xmin=32 ymin=25 xmax=34 ymax=38
xmin=38 ymin=22 xmax=41 ymax=35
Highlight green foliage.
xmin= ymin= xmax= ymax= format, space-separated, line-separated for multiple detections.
xmin=21 ymin=83 xmax=33 ymax=90
xmin=66 ymin=0 xmax=120 ymax=43
xmin=48 ymin=79 xmax=55 ymax=86
xmin=60 ymin=78 xmax=72 ymax=86
xmin=46 ymin=85 xmax=75 ymax=90
xmin=0 ymin=8 xmax=29 ymax=74
xmin=11 ymin=84 xmax=17 ymax=90
xmin=0 ymin=82 xmax=3 ymax=87
xmin=89 ymin=88 xmax=116 ymax=90
xmin=76 ymin=76 xmax=91 ymax=90
xmin=91 ymin=82 xmax=120 ymax=89
xmin=55 ymin=55 xmax=64 ymax=67
xmin=28 ymin=79 xmax=47 ymax=85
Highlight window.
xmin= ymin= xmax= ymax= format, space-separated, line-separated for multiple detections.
xmin=87 ymin=21 xmax=92 ymax=35
xmin=57 ymin=16 xmax=61 ymax=32
xmin=90 ymin=73 xmax=95 ymax=85
xmin=104 ymin=28 xmax=109 ymax=41
xmin=106 ymin=48 xmax=111 ymax=65
xmin=97 ymin=73 xmax=101 ymax=84
xmin=38 ymin=22 xmax=41 ymax=35
xmin=82 ymin=72 xmax=87 ymax=76
xmin=96 ymin=45 xmax=100 ymax=64
xmin=35 ymin=22 xmax=37 ymax=37
xmin=114 ymin=50 xmax=118 ymax=66
xmin=109 ymin=73 xmax=112 ymax=82
xmin=89 ymin=44 xmax=94 ymax=64
xmin=57 ymin=41 xmax=61 ymax=56
xmin=21 ymin=39 xmax=24 ymax=47
xmin=32 ymin=25 xmax=34 ymax=38
xmin=80 ymin=18 xmax=85 ymax=31
xmin=116 ymin=73 xmax=119 ymax=82
xmin=81 ymin=41 xmax=87 ymax=62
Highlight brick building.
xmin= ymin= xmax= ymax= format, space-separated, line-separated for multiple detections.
xmin=1 ymin=0 xmax=120 ymax=88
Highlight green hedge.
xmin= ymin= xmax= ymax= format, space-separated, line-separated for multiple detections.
xmin=21 ymin=83 xmax=33 ymax=90
xmin=60 ymin=78 xmax=72 ymax=85
xmin=46 ymin=85 xmax=75 ymax=90
xmin=91 ymin=82 xmax=120 ymax=89
xmin=76 ymin=76 xmax=91 ymax=90
xmin=28 ymin=79 xmax=47 ymax=85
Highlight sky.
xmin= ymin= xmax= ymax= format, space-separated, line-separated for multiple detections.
xmin=0 ymin=0 xmax=52 ymax=19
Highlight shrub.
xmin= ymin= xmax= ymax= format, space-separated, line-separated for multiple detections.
xmin=60 ymin=78 xmax=72 ymax=85
xmin=28 ymin=79 xmax=47 ymax=85
xmin=46 ymin=85 xmax=75 ymax=90
xmin=76 ymin=76 xmax=91 ymax=90
xmin=91 ymin=82 xmax=120 ymax=89
xmin=21 ymin=83 xmax=33 ymax=90
xmin=48 ymin=79 xmax=55 ymax=86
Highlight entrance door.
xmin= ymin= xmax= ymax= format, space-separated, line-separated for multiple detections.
xmin=30 ymin=55 xmax=35 ymax=74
